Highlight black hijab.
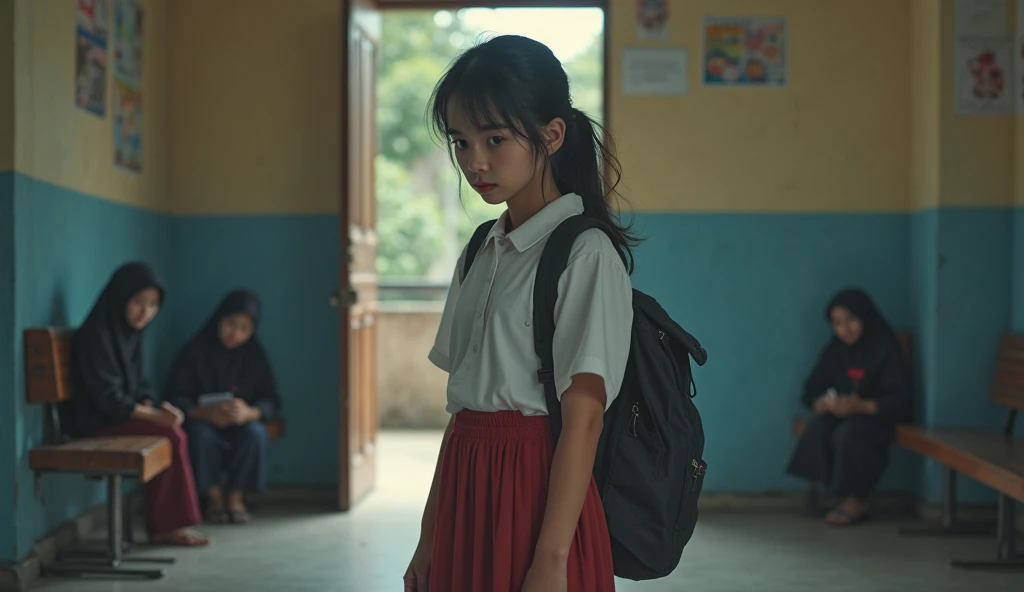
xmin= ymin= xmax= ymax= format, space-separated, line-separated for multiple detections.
xmin=803 ymin=288 xmax=911 ymax=422
xmin=164 ymin=290 xmax=280 ymax=421
xmin=64 ymin=262 xmax=164 ymax=436
xmin=825 ymin=288 xmax=900 ymax=365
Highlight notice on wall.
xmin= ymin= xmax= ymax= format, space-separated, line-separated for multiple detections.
xmin=636 ymin=0 xmax=669 ymax=41
xmin=955 ymin=38 xmax=1013 ymax=114
xmin=1016 ymin=34 xmax=1024 ymax=113
xmin=955 ymin=0 xmax=1007 ymax=36
xmin=113 ymin=0 xmax=143 ymax=172
xmin=75 ymin=0 xmax=108 ymax=116
xmin=621 ymin=47 xmax=689 ymax=96
xmin=701 ymin=17 xmax=787 ymax=87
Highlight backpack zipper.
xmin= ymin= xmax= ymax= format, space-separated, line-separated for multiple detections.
xmin=691 ymin=459 xmax=707 ymax=491
xmin=628 ymin=403 xmax=639 ymax=437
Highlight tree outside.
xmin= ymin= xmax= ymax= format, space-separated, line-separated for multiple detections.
xmin=376 ymin=8 xmax=604 ymax=290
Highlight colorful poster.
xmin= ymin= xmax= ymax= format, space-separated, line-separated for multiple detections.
xmin=74 ymin=0 xmax=108 ymax=116
xmin=113 ymin=79 xmax=142 ymax=171
xmin=113 ymin=0 xmax=143 ymax=172
xmin=1016 ymin=34 xmax=1024 ymax=113
xmin=636 ymin=0 xmax=669 ymax=41
xmin=702 ymin=17 xmax=787 ymax=87
xmin=955 ymin=0 xmax=1007 ymax=36
xmin=955 ymin=38 xmax=1013 ymax=114
xmin=77 ymin=0 xmax=109 ymax=38
xmin=113 ymin=0 xmax=143 ymax=82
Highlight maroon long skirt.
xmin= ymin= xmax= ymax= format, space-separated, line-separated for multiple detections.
xmin=93 ymin=420 xmax=202 ymax=537
xmin=426 ymin=410 xmax=615 ymax=591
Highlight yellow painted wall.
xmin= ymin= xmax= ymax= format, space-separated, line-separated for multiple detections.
xmin=169 ymin=0 xmax=340 ymax=215
xmin=610 ymin=0 xmax=912 ymax=213
xmin=911 ymin=0 xmax=941 ymax=209
xmin=937 ymin=0 xmax=1015 ymax=208
xmin=0 ymin=1 xmax=13 ymax=172
xmin=14 ymin=0 xmax=170 ymax=210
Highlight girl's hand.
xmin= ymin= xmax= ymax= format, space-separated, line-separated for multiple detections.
xmin=812 ymin=395 xmax=834 ymax=415
xmin=403 ymin=536 xmax=433 ymax=591
xmin=521 ymin=556 xmax=567 ymax=592
xmin=832 ymin=395 xmax=862 ymax=417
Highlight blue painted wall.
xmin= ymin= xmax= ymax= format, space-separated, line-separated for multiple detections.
xmin=912 ymin=207 xmax=1013 ymax=503
xmin=7 ymin=173 xmax=173 ymax=561
xmin=629 ymin=212 xmax=919 ymax=492
xmin=3 ymin=188 xmax=1020 ymax=558
xmin=1 ymin=171 xmax=16 ymax=560
xmin=1014 ymin=206 xmax=1024 ymax=335
xmin=169 ymin=214 xmax=340 ymax=484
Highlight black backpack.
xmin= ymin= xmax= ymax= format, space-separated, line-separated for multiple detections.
xmin=462 ymin=214 xmax=709 ymax=581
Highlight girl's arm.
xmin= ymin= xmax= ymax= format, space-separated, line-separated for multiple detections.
xmin=533 ymin=373 xmax=606 ymax=563
xmin=418 ymin=414 xmax=456 ymax=539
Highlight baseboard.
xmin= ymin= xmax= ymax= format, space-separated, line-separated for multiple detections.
xmin=248 ymin=484 xmax=337 ymax=508
xmin=0 ymin=501 xmax=110 ymax=592
xmin=697 ymin=490 xmax=918 ymax=514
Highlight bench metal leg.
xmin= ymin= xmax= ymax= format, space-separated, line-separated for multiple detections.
xmin=44 ymin=476 xmax=168 ymax=580
xmin=898 ymin=468 xmax=994 ymax=537
xmin=949 ymin=494 xmax=1024 ymax=570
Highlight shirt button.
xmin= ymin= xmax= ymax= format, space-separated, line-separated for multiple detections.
xmin=472 ymin=345 xmax=479 ymax=352
xmin=498 ymin=239 xmax=506 ymax=247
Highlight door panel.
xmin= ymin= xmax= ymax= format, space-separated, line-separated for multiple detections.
xmin=338 ymin=0 xmax=380 ymax=512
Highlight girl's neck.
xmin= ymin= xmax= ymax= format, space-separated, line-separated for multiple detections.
xmin=504 ymin=173 xmax=563 ymax=231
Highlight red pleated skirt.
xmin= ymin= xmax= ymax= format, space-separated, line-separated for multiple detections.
xmin=426 ymin=410 xmax=615 ymax=592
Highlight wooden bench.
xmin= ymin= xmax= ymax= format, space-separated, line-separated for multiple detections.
xmin=894 ymin=335 xmax=1024 ymax=569
xmin=24 ymin=327 xmax=172 ymax=580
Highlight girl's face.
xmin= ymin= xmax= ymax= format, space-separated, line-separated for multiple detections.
xmin=830 ymin=306 xmax=863 ymax=346
xmin=218 ymin=313 xmax=255 ymax=349
xmin=125 ymin=287 xmax=161 ymax=330
xmin=446 ymin=105 xmax=543 ymax=207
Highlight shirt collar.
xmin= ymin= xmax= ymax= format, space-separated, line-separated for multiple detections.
xmin=488 ymin=193 xmax=585 ymax=253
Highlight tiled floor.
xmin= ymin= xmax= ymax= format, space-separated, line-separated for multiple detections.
xmin=29 ymin=431 xmax=1024 ymax=591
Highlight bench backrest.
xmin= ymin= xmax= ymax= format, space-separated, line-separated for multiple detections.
xmin=991 ymin=335 xmax=1024 ymax=411
xmin=24 ymin=328 xmax=76 ymax=404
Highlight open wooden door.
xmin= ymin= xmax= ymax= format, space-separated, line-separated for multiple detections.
xmin=337 ymin=0 xmax=381 ymax=512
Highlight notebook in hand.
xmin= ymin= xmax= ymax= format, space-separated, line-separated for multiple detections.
xmin=198 ymin=392 xmax=235 ymax=407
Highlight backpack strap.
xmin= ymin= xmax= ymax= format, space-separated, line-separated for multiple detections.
xmin=533 ymin=214 xmax=618 ymax=440
xmin=462 ymin=219 xmax=498 ymax=282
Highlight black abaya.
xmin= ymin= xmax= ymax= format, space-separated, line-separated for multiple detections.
xmin=786 ymin=289 xmax=911 ymax=499
xmin=163 ymin=290 xmax=281 ymax=422
xmin=61 ymin=262 xmax=165 ymax=437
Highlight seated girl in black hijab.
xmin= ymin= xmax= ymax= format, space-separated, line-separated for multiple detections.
xmin=786 ymin=288 xmax=911 ymax=526
xmin=62 ymin=262 xmax=209 ymax=546
xmin=164 ymin=290 xmax=281 ymax=524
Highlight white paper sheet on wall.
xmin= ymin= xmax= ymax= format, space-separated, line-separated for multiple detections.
xmin=621 ymin=47 xmax=689 ymax=96
xmin=955 ymin=0 xmax=1008 ymax=36
xmin=955 ymin=38 xmax=1013 ymax=115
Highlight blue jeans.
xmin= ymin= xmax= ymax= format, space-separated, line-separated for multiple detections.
xmin=185 ymin=421 xmax=269 ymax=494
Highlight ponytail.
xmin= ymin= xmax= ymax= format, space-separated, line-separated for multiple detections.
xmin=550 ymin=108 xmax=640 ymax=274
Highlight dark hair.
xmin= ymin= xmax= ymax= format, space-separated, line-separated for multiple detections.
xmin=429 ymin=34 xmax=640 ymax=273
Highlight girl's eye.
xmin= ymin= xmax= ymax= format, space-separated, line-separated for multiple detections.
xmin=452 ymin=139 xmax=468 ymax=150
xmin=488 ymin=136 xmax=504 ymax=146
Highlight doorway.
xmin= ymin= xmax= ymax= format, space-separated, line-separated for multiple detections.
xmin=339 ymin=1 xmax=606 ymax=511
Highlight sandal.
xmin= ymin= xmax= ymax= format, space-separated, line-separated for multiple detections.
xmin=205 ymin=509 xmax=230 ymax=525
xmin=229 ymin=509 xmax=253 ymax=524
xmin=825 ymin=508 xmax=871 ymax=526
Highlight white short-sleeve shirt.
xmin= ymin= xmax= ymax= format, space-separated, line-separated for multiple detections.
xmin=428 ymin=193 xmax=634 ymax=415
